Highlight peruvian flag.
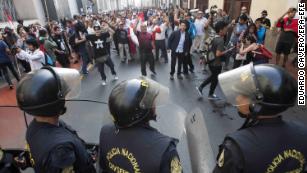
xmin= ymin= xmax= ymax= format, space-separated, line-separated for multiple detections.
xmin=4 ymin=9 xmax=14 ymax=28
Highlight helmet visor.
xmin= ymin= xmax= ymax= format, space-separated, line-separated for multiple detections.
xmin=218 ymin=64 xmax=258 ymax=106
xmin=52 ymin=67 xmax=81 ymax=99
xmin=138 ymin=76 xmax=170 ymax=109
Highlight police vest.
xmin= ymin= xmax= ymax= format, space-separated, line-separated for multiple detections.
xmin=26 ymin=120 xmax=95 ymax=173
xmin=100 ymin=124 xmax=176 ymax=173
xmin=227 ymin=118 xmax=307 ymax=173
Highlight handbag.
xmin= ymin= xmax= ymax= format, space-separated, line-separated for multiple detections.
xmin=235 ymin=44 xmax=246 ymax=60
xmin=96 ymin=55 xmax=109 ymax=63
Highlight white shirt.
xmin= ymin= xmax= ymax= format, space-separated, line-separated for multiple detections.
xmin=17 ymin=49 xmax=44 ymax=71
xmin=87 ymin=27 xmax=95 ymax=35
xmin=154 ymin=23 xmax=168 ymax=40
xmin=176 ymin=31 xmax=186 ymax=53
xmin=194 ymin=18 xmax=208 ymax=36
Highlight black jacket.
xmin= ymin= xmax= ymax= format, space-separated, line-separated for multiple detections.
xmin=168 ymin=30 xmax=191 ymax=54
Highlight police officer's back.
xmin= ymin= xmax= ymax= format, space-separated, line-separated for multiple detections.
xmin=214 ymin=64 xmax=307 ymax=173
xmin=16 ymin=67 xmax=96 ymax=173
xmin=99 ymin=77 xmax=183 ymax=173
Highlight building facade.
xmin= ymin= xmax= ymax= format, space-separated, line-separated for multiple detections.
xmin=207 ymin=0 xmax=300 ymax=26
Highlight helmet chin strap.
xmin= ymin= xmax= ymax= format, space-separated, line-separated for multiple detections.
xmin=238 ymin=103 xmax=261 ymax=130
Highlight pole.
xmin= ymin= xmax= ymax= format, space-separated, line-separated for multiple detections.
xmin=44 ymin=0 xmax=51 ymax=25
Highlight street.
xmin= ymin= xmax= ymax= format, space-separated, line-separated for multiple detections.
xmin=1 ymin=50 xmax=306 ymax=172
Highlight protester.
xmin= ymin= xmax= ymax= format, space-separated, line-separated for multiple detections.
xmin=153 ymin=18 xmax=169 ymax=63
xmin=0 ymin=34 xmax=20 ymax=89
xmin=134 ymin=21 xmax=156 ymax=76
xmin=258 ymin=10 xmax=271 ymax=29
xmin=168 ymin=20 xmax=191 ymax=80
xmin=52 ymin=26 xmax=71 ymax=68
xmin=275 ymin=7 xmax=298 ymax=68
xmin=87 ymin=25 xmax=118 ymax=85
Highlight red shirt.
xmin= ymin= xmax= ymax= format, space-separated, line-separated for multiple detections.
xmin=276 ymin=17 xmax=298 ymax=36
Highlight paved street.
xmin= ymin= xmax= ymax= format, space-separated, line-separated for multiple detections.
xmin=0 ymin=49 xmax=306 ymax=172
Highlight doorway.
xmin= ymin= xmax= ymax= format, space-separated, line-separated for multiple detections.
xmin=224 ymin=0 xmax=252 ymax=19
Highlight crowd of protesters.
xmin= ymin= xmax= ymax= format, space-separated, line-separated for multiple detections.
xmin=0 ymin=4 xmax=300 ymax=93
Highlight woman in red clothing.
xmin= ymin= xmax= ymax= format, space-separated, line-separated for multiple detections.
xmin=275 ymin=8 xmax=298 ymax=67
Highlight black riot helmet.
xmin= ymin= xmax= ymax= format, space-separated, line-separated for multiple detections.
xmin=218 ymin=63 xmax=297 ymax=117
xmin=16 ymin=67 xmax=81 ymax=117
xmin=108 ymin=77 xmax=169 ymax=128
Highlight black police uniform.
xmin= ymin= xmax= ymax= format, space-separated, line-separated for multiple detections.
xmin=26 ymin=119 xmax=96 ymax=173
xmin=99 ymin=124 xmax=182 ymax=173
xmin=213 ymin=117 xmax=307 ymax=173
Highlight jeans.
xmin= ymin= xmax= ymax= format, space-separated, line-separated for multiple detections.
xmin=78 ymin=46 xmax=90 ymax=74
xmin=199 ymin=65 xmax=222 ymax=95
xmin=0 ymin=62 xmax=20 ymax=85
xmin=191 ymin=35 xmax=205 ymax=52
xmin=183 ymin=53 xmax=194 ymax=73
xmin=170 ymin=52 xmax=185 ymax=75
xmin=140 ymin=51 xmax=155 ymax=76
xmin=155 ymin=40 xmax=168 ymax=62
xmin=119 ymin=43 xmax=131 ymax=61
xmin=96 ymin=57 xmax=116 ymax=80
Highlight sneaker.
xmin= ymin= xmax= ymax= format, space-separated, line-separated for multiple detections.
xmin=82 ymin=71 xmax=89 ymax=75
xmin=208 ymin=94 xmax=220 ymax=100
xmin=170 ymin=75 xmax=174 ymax=80
xmin=101 ymin=80 xmax=107 ymax=86
xmin=177 ymin=75 xmax=183 ymax=80
xmin=189 ymin=69 xmax=194 ymax=73
xmin=113 ymin=75 xmax=119 ymax=80
xmin=151 ymin=71 xmax=157 ymax=75
xmin=196 ymin=87 xmax=203 ymax=96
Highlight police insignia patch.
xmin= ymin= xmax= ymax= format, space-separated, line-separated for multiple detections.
xmin=171 ymin=157 xmax=182 ymax=173
xmin=62 ymin=166 xmax=74 ymax=173
xmin=218 ymin=149 xmax=225 ymax=167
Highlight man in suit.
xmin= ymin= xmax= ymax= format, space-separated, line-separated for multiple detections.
xmin=168 ymin=20 xmax=192 ymax=80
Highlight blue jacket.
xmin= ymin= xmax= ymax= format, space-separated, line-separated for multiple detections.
xmin=0 ymin=40 xmax=11 ymax=63
xmin=188 ymin=20 xmax=196 ymax=40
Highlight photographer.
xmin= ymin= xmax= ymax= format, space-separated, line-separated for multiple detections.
xmin=16 ymin=38 xmax=44 ymax=71
xmin=16 ymin=30 xmax=31 ymax=72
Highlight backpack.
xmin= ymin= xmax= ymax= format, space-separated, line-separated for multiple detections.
xmin=42 ymin=53 xmax=54 ymax=66
xmin=39 ymin=38 xmax=54 ymax=66
xmin=202 ymin=33 xmax=220 ymax=64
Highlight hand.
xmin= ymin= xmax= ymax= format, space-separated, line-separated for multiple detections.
xmin=231 ymin=20 xmax=236 ymax=25
xmin=17 ymin=48 xmax=22 ymax=53
xmin=284 ymin=28 xmax=293 ymax=32
xmin=199 ymin=59 xmax=204 ymax=65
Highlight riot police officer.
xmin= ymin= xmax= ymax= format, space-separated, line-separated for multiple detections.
xmin=213 ymin=63 xmax=307 ymax=173
xmin=16 ymin=67 xmax=96 ymax=173
xmin=99 ymin=77 xmax=183 ymax=173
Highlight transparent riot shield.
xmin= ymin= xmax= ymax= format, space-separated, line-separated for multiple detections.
xmin=0 ymin=107 xmax=31 ymax=149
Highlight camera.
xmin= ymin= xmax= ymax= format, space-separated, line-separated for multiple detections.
xmin=210 ymin=5 xmax=218 ymax=16
xmin=11 ymin=45 xmax=19 ymax=56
